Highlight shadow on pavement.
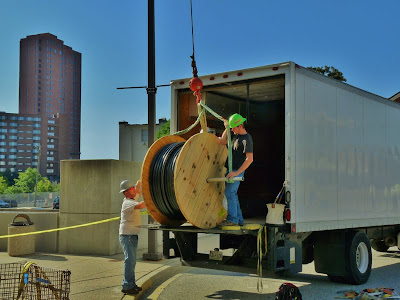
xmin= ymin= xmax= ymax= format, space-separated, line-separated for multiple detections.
xmin=206 ymin=289 xmax=275 ymax=299
xmin=24 ymin=253 xmax=68 ymax=261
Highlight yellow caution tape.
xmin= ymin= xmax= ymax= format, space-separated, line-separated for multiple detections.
xmin=0 ymin=217 xmax=121 ymax=239
xmin=0 ymin=209 xmax=151 ymax=239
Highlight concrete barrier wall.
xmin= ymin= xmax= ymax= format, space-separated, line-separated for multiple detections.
xmin=0 ymin=159 xmax=162 ymax=257
xmin=0 ymin=210 xmax=58 ymax=253
xmin=59 ymin=159 xmax=161 ymax=256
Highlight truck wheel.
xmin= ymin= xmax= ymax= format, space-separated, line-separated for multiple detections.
xmin=371 ymin=239 xmax=389 ymax=252
xmin=344 ymin=231 xmax=372 ymax=285
xmin=327 ymin=274 xmax=345 ymax=283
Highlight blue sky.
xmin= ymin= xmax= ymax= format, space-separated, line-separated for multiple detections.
xmin=0 ymin=0 xmax=399 ymax=159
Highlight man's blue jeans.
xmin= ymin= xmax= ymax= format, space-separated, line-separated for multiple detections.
xmin=119 ymin=235 xmax=138 ymax=290
xmin=225 ymin=171 xmax=244 ymax=224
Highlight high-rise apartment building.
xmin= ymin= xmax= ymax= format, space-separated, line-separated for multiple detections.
xmin=0 ymin=112 xmax=67 ymax=181
xmin=0 ymin=33 xmax=81 ymax=181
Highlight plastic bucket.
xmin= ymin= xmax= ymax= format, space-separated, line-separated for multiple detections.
xmin=266 ymin=203 xmax=285 ymax=225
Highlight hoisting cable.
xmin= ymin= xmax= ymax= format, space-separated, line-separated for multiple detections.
xmin=149 ymin=0 xmax=235 ymax=216
xmin=172 ymin=108 xmax=205 ymax=136
xmin=189 ymin=0 xmax=203 ymax=103
xmin=187 ymin=0 xmax=233 ymax=178
xmin=190 ymin=0 xmax=197 ymax=78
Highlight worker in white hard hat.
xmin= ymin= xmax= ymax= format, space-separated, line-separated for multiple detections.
xmin=118 ymin=179 xmax=146 ymax=295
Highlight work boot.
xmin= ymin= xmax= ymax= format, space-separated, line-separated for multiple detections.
xmin=121 ymin=285 xmax=142 ymax=295
xmin=219 ymin=220 xmax=238 ymax=227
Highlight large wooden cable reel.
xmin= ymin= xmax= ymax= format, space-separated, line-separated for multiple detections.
xmin=141 ymin=132 xmax=228 ymax=229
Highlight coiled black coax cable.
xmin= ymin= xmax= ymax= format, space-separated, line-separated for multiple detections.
xmin=149 ymin=142 xmax=185 ymax=220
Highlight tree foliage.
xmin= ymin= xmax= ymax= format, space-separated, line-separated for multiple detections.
xmin=0 ymin=170 xmax=18 ymax=186
xmin=0 ymin=168 xmax=58 ymax=194
xmin=12 ymin=168 xmax=43 ymax=193
xmin=0 ymin=176 xmax=7 ymax=194
xmin=37 ymin=178 xmax=55 ymax=192
xmin=307 ymin=66 xmax=347 ymax=82
xmin=156 ymin=119 xmax=170 ymax=139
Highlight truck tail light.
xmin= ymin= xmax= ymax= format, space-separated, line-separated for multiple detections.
xmin=286 ymin=209 xmax=291 ymax=221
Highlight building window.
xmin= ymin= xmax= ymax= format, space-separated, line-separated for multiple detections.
xmin=0 ymin=142 xmax=5 ymax=146
xmin=48 ymin=132 xmax=54 ymax=136
xmin=9 ymin=142 xmax=17 ymax=146
xmin=47 ymin=169 xmax=54 ymax=173
xmin=47 ymin=157 xmax=54 ymax=161
xmin=9 ymin=161 xmax=17 ymax=166
xmin=0 ymin=122 xmax=7 ymax=126
xmin=33 ymin=130 xmax=41 ymax=134
xmin=33 ymin=136 xmax=41 ymax=140
xmin=0 ymin=154 xmax=4 ymax=159
xmin=47 ymin=144 xmax=54 ymax=149
xmin=0 ymin=168 xmax=6 ymax=172
xmin=9 ymin=155 xmax=17 ymax=159
xmin=0 ymin=129 xmax=7 ymax=133
xmin=0 ymin=148 xmax=6 ymax=152
xmin=141 ymin=129 xmax=148 ymax=142
xmin=48 ymin=120 xmax=55 ymax=124
xmin=0 ymin=135 xmax=6 ymax=139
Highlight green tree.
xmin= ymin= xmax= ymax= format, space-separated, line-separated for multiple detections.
xmin=156 ymin=119 xmax=170 ymax=139
xmin=37 ymin=178 xmax=55 ymax=192
xmin=307 ymin=66 xmax=347 ymax=82
xmin=0 ymin=176 xmax=8 ymax=194
xmin=0 ymin=170 xmax=18 ymax=186
xmin=7 ymin=168 xmax=43 ymax=194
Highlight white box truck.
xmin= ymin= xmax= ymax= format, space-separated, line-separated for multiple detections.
xmin=156 ymin=61 xmax=400 ymax=284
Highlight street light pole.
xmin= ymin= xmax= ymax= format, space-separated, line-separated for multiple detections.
xmin=33 ymin=145 xmax=41 ymax=207
xmin=143 ymin=0 xmax=163 ymax=261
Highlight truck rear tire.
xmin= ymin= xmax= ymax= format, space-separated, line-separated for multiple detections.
xmin=344 ymin=231 xmax=372 ymax=285
xmin=371 ymin=239 xmax=389 ymax=252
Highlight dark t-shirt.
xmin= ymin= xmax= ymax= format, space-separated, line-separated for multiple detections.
xmin=226 ymin=132 xmax=253 ymax=170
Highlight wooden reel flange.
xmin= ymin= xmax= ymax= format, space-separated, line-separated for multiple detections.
xmin=141 ymin=133 xmax=228 ymax=229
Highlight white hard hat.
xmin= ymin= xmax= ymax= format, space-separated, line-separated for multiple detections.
xmin=120 ymin=180 xmax=134 ymax=193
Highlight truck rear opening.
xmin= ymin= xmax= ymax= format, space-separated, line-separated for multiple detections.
xmin=176 ymin=74 xmax=286 ymax=223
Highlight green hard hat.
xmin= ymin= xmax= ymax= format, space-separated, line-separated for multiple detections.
xmin=228 ymin=113 xmax=246 ymax=128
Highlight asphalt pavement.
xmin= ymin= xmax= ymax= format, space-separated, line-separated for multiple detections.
xmin=1 ymin=240 xmax=400 ymax=300
xmin=0 ymin=249 xmax=180 ymax=300
xmin=142 ymin=247 xmax=400 ymax=300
